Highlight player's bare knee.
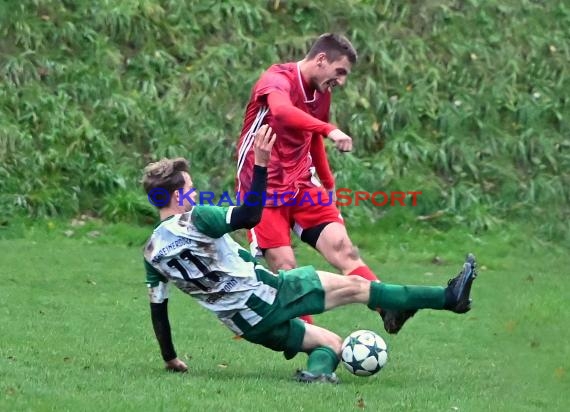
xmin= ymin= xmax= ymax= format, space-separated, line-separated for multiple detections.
xmin=265 ymin=247 xmax=297 ymax=272
xmin=322 ymin=332 xmax=343 ymax=354
xmin=303 ymin=325 xmax=343 ymax=354
xmin=347 ymin=275 xmax=369 ymax=296
xmin=347 ymin=245 xmax=360 ymax=261
xmin=267 ymin=254 xmax=297 ymax=271
xmin=332 ymin=239 xmax=360 ymax=262
xmin=273 ymin=260 xmax=296 ymax=271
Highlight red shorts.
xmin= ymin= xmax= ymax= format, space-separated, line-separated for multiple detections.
xmin=247 ymin=187 xmax=344 ymax=255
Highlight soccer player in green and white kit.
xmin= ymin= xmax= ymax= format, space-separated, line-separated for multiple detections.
xmin=142 ymin=125 xmax=478 ymax=383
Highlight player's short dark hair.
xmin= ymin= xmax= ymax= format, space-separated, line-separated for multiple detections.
xmin=306 ymin=33 xmax=357 ymax=64
xmin=142 ymin=158 xmax=189 ymax=208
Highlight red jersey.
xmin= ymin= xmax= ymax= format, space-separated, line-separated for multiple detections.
xmin=236 ymin=62 xmax=336 ymax=206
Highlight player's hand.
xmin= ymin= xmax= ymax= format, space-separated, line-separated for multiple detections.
xmin=327 ymin=129 xmax=353 ymax=152
xmin=253 ymin=124 xmax=277 ymax=167
xmin=165 ymin=358 xmax=188 ymax=373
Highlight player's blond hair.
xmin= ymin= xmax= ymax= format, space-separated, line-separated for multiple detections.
xmin=142 ymin=158 xmax=189 ymax=207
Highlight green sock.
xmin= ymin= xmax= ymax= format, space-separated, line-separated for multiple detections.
xmin=306 ymin=346 xmax=340 ymax=375
xmin=367 ymin=282 xmax=446 ymax=311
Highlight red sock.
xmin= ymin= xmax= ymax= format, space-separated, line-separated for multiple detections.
xmin=348 ymin=265 xmax=380 ymax=282
xmin=299 ymin=315 xmax=314 ymax=324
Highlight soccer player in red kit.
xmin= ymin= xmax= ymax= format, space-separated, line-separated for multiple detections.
xmin=236 ymin=33 xmax=415 ymax=334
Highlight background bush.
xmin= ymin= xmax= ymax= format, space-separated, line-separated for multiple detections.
xmin=1 ymin=0 xmax=568 ymax=240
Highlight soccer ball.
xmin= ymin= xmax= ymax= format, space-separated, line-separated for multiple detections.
xmin=340 ymin=330 xmax=388 ymax=376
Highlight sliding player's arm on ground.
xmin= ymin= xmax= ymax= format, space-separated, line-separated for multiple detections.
xmin=145 ymin=260 xmax=188 ymax=372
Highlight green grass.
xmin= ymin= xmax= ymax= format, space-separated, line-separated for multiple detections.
xmin=1 ymin=219 xmax=568 ymax=411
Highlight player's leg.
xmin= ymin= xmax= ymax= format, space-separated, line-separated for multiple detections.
xmin=286 ymin=251 xmax=477 ymax=384
xmin=313 ymin=224 xmax=419 ymax=334
xmin=318 ymin=271 xmax=446 ymax=310
xmin=292 ymin=188 xmax=376 ymax=279
xmin=254 ymin=206 xmax=296 ymax=271
xmin=263 ymin=247 xmax=315 ymax=324
xmin=248 ymin=206 xmax=314 ymax=324
xmin=251 ymin=257 xmax=477 ymax=322
xmin=293 ymin=188 xmax=413 ymax=332
xmin=248 ymin=205 xmax=297 ymax=274
xmin=310 ymin=221 xmax=422 ymax=334
xmin=305 ymin=222 xmax=381 ymax=283
xmin=294 ymin=323 xmax=343 ymax=383
xmin=243 ymin=256 xmax=476 ymax=383
xmin=317 ymin=253 xmax=478 ymax=313
xmin=247 ymin=206 xmax=292 ymax=262
xmin=238 ymin=267 xmax=340 ymax=384
xmin=264 ymin=246 xmax=297 ymax=271
xmin=242 ymin=317 xmax=341 ymax=383
xmin=313 ymin=221 xmax=376 ymax=278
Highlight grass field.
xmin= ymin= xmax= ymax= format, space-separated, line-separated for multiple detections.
xmin=1 ymin=218 xmax=568 ymax=411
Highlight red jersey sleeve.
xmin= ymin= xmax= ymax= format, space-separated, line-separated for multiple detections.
xmin=266 ymin=92 xmax=337 ymax=136
xmin=310 ymin=133 xmax=335 ymax=190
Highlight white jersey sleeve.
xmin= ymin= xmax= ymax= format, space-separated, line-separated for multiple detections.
xmin=145 ymin=259 xmax=170 ymax=303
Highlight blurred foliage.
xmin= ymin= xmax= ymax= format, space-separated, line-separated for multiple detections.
xmin=0 ymin=0 xmax=568 ymax=240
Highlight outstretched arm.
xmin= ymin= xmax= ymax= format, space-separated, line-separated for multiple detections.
xmin=267 ymin=91 xmax=336 ymax=135
xmin=230 ymin=125 xmax=276 ymax=230
xmin=146 ymin=262 xmax=187 ymax=372
xmin=267 ymin=91 xmax=353 ymax=152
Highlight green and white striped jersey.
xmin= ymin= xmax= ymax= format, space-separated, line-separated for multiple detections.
xmin=144 ymin=205 xmax=277 ymax=335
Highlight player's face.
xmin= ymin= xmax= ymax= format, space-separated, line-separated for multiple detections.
xmin=179 ymin=172 xmax=196 ymax=212
xmin=315 ymin=54 xmax=352 ymax=93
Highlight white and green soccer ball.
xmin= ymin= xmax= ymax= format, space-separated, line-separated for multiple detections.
xmin=340 ymin=330 xmax=388 ymax=376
